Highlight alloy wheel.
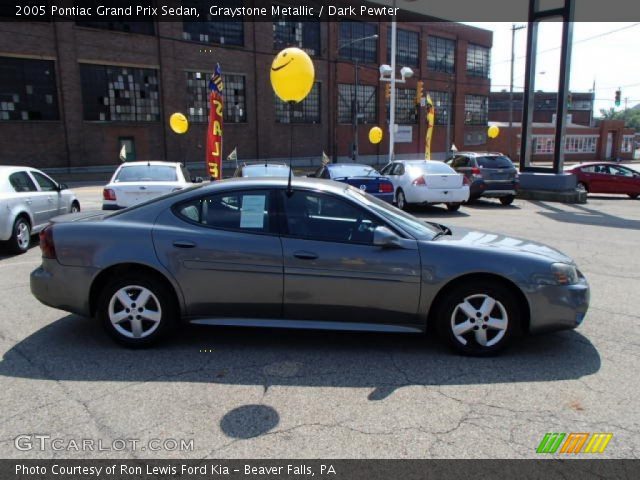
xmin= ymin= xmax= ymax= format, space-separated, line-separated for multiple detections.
xmin=16 ymin=221 xmax=30 ymax=250
xmin=108 ymin=285 xmax=162 ymax=339
xmin=450 ymin=294 xmax=508 ymax=347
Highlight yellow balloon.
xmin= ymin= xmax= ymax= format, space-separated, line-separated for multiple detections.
xmin=369 ymin=126 xmax=383 ymax=144
xmin=270 ymin=47 xmax=315 ymax=103
xmin=169 ymin=112 xmax=189 ymax=134
xmin=488 ymin=125 xmax=500 ymax=139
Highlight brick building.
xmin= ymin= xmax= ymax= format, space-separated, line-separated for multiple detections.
xmin=0 ymin=18 xmax=491 ymax=171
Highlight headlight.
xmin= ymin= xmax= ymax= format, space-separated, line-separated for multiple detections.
xmin=550 ymin=263 xmax=579 ymax=285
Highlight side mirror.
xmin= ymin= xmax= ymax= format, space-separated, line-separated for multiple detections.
xmin=192 ymin=177 xmax=204 ymax=183
xmin=373 ymin=226 xmax=402 ymax=248
xmin=57 ymin=183 xmax=68 ymax=191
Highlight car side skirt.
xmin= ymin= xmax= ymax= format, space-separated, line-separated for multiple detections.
xmin=189 ymin=318 xmax=424 ymax=333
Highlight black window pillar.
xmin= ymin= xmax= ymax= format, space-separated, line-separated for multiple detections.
xmin=520 ymin=0 xmax=575 ymax=173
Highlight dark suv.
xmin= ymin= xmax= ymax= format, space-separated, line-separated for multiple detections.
xmin=446 ymin=152 xmax=519 ymax=205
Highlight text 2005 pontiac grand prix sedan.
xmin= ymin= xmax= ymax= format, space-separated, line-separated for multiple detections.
xmin=30 ymin=177 xmax=589 ymax=356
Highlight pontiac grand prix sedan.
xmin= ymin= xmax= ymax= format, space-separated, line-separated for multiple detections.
xmin=30 ymin=177 xmax=589 ymax=356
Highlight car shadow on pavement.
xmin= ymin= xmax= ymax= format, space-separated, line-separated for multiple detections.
xmin=531 ymin=200 xmax=640 ymax=230
xmin=0 ymin=314 xmax=601 ymax=401
xmin=463 ymin=199 xmax=521 ymax=210
xmin=405 ymin=205 xmax=470 ymax=217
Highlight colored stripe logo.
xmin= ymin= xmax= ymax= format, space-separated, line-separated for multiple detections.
xmin=537 ymin=433 xmax=612 ymax=454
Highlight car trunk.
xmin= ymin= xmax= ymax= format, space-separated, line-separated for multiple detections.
xmin=422 ymin=173 xmax=463 ymax=189
xmin=111 ymin=182 xmax=180 ymax=206
xmin=337 ymin=176 xmax=383 ymax=194
xmin=477 ymin=157 xmax=518 ymax=183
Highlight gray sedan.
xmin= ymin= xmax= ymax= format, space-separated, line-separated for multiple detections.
xmin=30 ymin=177 xmax=589 ymax=355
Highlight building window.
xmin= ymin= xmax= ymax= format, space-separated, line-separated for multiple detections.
xmin=0 ymin=57 xmax=59 ymax=121
xmin=621 ymin=135 xmax=634 ymax=153
xmin=428 ymin=90 xmax=453 ymax=126
xmin=80 ymin=64 xmax=160 ymax=122
xmin=275 ymin=82 xmax=320 ymax=124
xmin=533 ymin=135 xmax=555 ymax=154
xmin=464 ymin=131 xmax=487 ymax=146
xmin=386 ymin=88 xmax=417 ymax=124
xmin=464 ymin=95 xmax=488 ymax=125
xmin=338 ymin=84 xmax=377 ymax=124
xmin=427 ymin=36 xmax=455 ymax=74
xmin=273 ymin=18 xmax=320 ymax=56
xmin=76 ymin=21 xmax=155 ymax=35
xmin=564 ymin=135 xmax=597 ymax=153
xmin=387 ymin=27 xmax=419 ymax=68
xmin=466 ymin=44 xmax=490 ymax=78
xmin=186 ymin=71 xmax=247 ymax=123
xmin=118 ymin=137 xmax=136 ymax=161
xmin=183 ymin=0 xmax=243 ymax=46
xmin=338 ymin=22 xmax=378 ymax=63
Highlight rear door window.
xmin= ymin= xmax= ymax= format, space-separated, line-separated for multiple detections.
xmin=9 ymin=172 xmax=38 ymax=192
xmin=477 ymin=156 xmax=514 ymax=169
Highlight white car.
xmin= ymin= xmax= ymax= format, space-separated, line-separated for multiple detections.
xmin=0 ymin=166 xmax=80 ymax=253
xmin=234 ymin=163 xmax=292 ymax=178
xmin=380 ymin=160 xmax=470 ymax=211
xmin=102 ymin=161 xmax=200 ymax=210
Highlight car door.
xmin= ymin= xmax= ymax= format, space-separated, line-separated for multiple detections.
xmin=609 ymin=165 xmax=640 ymax=195
xmin=153 ymin=189 xmax=284 ymax=318
xmin=30 ymin=170 xmax=64 ymax=217
xmin=589 ymin=164 xmax=613 ymax=193
xmin=278 ymin=188 xmax=421 ymax=327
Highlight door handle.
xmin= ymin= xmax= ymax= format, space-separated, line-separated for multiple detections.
xmin=293 ymin=251 xmax=318 ymax=260
xmin=173 ymin=240 xmax=196 ymax=249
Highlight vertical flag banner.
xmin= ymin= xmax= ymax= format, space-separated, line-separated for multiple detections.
xmin=206 ymin=64 xmax=224 ymax=180
xmin=425 ymin=95 xmax=435 ymax=160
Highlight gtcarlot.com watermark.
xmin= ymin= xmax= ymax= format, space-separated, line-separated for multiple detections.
xmin=14 ymin=434 xmax=194 ymax=452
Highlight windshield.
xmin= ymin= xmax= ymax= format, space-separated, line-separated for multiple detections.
xmin=115 ymin=165 xmax=177 ymax=182
xmin=329 ymin=165 xmax=379 ymax=178
xmin=408 ymin=162 xmax=455 ymax=175
xmin=242 ymin=165 xmax=290 ymax=177
xmin=345 ymin=187 xmax=440 ymax=240
xmin=477 ymin=156 xmax=514 ymax=169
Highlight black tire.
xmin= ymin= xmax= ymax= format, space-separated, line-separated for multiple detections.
xmin=7 ymin=216 xmax=31 ymax=254
xmin=446 ymin=203 xmax=461 ymax=212
xmin=70 ymin=201 xmax=81 ymax=213
xmin=628 ymin=193 xmax=638 ymax=199
xmin=436 ymin=280 xmax=520 ymax=356
xmin=97 ymin=273 xmax=177 ymax=348
xmin=499 ymin=195 xmax=515 ymax=206
xmin=577 ymin=182 xmax=588 ymax=194
xmin=396 ymin=189 xmax=408 ymax=211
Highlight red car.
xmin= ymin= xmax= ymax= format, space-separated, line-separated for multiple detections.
xmin=567 ymin=162 xmax=640 ymax=199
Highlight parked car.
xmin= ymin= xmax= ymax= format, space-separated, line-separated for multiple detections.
xmin=310 ymin=163 xmax=394 ymax=203
xmin=380 ymin=160 xmax=470 ymax=211
xmin=0 ymin=166 xmax=80 ymax=254
xmin=234 ymin=163 xmax=292 ymax=178
xmin=103 ymin=161 xmax=200 ymax=210
xmin=565 ymin=162 xmax=640 ymax=199
xmin=31 ymin=177 xmax=589 ymax=356
xmin=446 ymin=152 xmax=519 ymax=205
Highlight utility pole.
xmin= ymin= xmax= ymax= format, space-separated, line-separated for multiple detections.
xmin=445 ymin=75 xmax=452 ymax=158
xmin=509 ymin=24 xmax=526 ymax=160
xmin=389 ymin=14 xmax=397 ymax=163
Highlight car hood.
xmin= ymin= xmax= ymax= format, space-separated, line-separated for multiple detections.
xmin=432 ymin=225 xmax=574 ymax=264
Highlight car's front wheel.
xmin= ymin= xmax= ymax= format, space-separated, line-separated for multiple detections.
xmin=436 ymin=280 xmax=520 ymax=356
xmin=499 ymin=195 xmax=515 ymax=206
xmin=628 ymin=193 xmax=638 ymax=199
xmin=396 ymin=189 xmax=408 ymax=210
xmin=98 ymin=274 xmax=177 ymax=347
xmin=70 ymin=201 xmax=81 ymax=213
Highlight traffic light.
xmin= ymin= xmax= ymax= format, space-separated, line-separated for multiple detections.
xmin=615 ymin=89 xmax=621 ymax=107
xmin=415 ymin=81 xmax=424 ymax=105
xmin=385 ymin=83 xmax=391 ymax=100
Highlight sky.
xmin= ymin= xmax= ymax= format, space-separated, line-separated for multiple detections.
xmin=463 ymin=22 xmax=640 ymax=116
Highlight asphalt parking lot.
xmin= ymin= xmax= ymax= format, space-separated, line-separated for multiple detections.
xmin=0 ymin=186 xmax=638 ymax=459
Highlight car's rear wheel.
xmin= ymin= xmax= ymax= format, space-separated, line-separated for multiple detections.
xmin=98 ymin=274 xmax=177 ymax=347
xmin=7 ymin=216 xmax=31 ymax=254
xmin=446 ymin=203 xmax=461 ymax=212
xmin=576 ymin=182 xmax=588 ymax=194
xmin=436 ymin=280 xmax=520 ymax=356
xmin=628 ymin=193 xmax=638 ymax=199
xmin=499 ymin=195 xmax=515 ymax=206
xmin=396 ymin=189 xmax=408 ymax=210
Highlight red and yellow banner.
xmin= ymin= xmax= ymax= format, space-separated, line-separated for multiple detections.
xmin=206 ymin=64 xmax=224 ymax=180
xmin=425 ymin=95 xmax=435 ymax=160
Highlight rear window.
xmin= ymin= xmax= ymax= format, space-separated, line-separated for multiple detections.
xmin=114 ymin=165 xmax=177 ymax=182
xmin=476 ymin=156 xmax=514 ymax=169
xmin=329 ymin=165 xmax=380 ymax=178
xmin=410 ymin=162 xmax=456 ymax=175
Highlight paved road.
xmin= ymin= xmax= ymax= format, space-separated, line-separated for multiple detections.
xmin=0 ymin=190 xmax=638 ymax=459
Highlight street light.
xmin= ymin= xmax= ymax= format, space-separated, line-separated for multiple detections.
xmin=337 ymin=33 xmax=379 ymax=161
xmin=379 ymin=62 xmax=414 ymax=161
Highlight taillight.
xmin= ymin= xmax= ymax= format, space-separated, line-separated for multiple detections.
xmin=103 ymin=188 xmax=116 ymax=201
xmin=463 ymin=176 xmax=471 ymax=186
xmin=412 ymin=176 xmax=427 ymax=186
xmin=471 ymin=167 xmax=482 ymax=176
xmin=39 ymin=224 xmax=56 ymax=259
xmin=378 ymin=182 xmax=393 ymax=193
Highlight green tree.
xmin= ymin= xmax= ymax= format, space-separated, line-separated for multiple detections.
xmin=599 ymin=108 xmax=640 ymax=130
